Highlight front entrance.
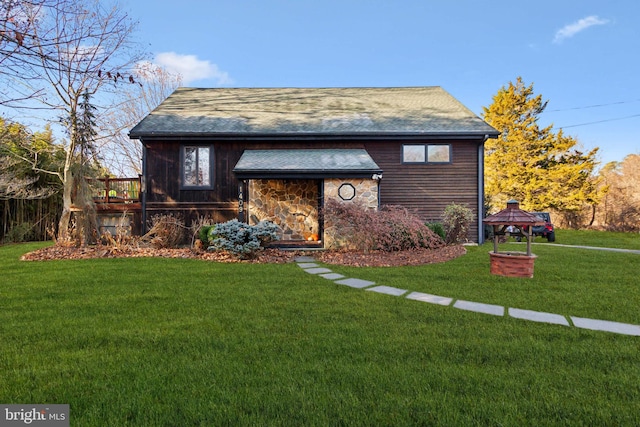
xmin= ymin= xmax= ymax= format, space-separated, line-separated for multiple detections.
xmin=247 ymin=179 xmax=320 ymax=242
xmin=233 ymin=148 xmax=384 ymax=247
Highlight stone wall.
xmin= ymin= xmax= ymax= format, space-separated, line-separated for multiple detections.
xmin=248 ymin=179 xmax=319 ymax=241
xmin=247 ymin=178 xmax=379 ymax=244
xmin=323 ymin=178 xmax=379 ymax=247
xmin=324 ymin=178 xmax=379 ymax=209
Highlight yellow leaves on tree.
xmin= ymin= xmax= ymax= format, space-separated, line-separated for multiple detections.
xmin=482 ymin=77 xmax=604 ymax=215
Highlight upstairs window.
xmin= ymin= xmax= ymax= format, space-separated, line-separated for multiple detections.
xmin=402 ymin=144 xmax=451 ymax=164
xmin=182 ymin=146 xmax=213 ymax=188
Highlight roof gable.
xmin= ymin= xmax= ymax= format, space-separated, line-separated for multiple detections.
xmin=130 ymin=87 xmax=498 ymax=139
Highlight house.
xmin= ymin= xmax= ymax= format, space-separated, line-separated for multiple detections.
xmin=126 ymin=87 xmax=498 ymax=245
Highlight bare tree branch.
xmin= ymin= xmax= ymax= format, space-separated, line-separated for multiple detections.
xmin=101 ymin=63 xmax=182 ymax=175
xmin=0 ymin=0 xmax=144 ymax=240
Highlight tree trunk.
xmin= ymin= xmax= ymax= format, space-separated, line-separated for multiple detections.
xmin=57 ymin=158 xmax=74 ymax=241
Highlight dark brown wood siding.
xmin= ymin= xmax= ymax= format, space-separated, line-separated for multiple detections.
xmin=142 ymin=137 xmax=481 ymax=241
xmin=363 ymin=139 xmax=481 ymax=241
xmin=144 ymin=140 xmax=240 ymax=224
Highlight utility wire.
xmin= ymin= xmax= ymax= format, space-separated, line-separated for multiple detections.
xmin=553 ymin=113 xmax=640 ymax=130
xmin=547 ymin=99 xmax=640 ymax=112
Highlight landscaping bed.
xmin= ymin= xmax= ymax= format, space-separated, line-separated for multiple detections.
xmin=20 ymin=244 xmax=466 ymax=266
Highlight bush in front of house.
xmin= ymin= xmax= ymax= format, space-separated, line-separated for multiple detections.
xmin=208 ymin=219 xmax=279 ymax=259
xmin=323 ymin=198 xmax=444 ymax=252
xmin=426 ymin=221 xmax=446 ymax=240
xmin=198 ymin=225 xmax=216 ymax=246
xmin=442 ymin=202 xmax=474 ymax=244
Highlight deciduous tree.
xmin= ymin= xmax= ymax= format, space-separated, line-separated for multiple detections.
xmin=0 ymin=0 xmax=143 ymax=241
xmin=101 ymin=62 xmax=182 ymax=176
xmin=597 ymin=154 xmax=640 ymax=231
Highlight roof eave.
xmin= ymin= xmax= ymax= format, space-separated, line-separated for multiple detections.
xmin=233 ymin=169 xmax=383 ymax=180
xmin=130 ymin=131 xmax=499 ymax=141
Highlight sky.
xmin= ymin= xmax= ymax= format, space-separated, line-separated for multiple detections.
xmin=125 ymin=0 xmax=640 ymax=166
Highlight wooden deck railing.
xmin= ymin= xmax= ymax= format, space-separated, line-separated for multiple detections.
xmin=93 ymin=176 xmax=141 ymax=204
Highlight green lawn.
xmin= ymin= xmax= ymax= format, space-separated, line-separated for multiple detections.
xmin=1 ymin=237 xmax=640 ymax=426
xmin=553 ymin=228 xmax=640 ymax=250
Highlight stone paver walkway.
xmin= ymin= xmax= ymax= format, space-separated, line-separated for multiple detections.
xmin=294 ymin=256 xmax=640 ymax=336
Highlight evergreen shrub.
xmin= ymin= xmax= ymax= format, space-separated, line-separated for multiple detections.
xmin=208 ymin=219 xmax=279 ymax=259
xmin=198 ymin=225 xmax=216 ymax=246
xmin=426 ymin=222 xmax=446 ymax=240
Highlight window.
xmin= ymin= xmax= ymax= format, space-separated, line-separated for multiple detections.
xmin=402 ymin=145 xmax=426 ymax=163
xmin=427 ymin=145 xmax=451 ymax=163
xmin=402 ymin=144 xmax=451 ymax=164
xmin=182 ymin=146 xmax=213 ymax=188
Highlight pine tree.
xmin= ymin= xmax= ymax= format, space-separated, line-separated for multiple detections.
xmin=482 ymin=77 xmax=603 ymax=224
xmin=71 ymin=90 xmax=101 ymax=246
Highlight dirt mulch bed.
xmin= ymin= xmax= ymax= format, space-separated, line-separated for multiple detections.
xmin=20 ymin=244 xmax=466 ymax=267
xmin=316 ymin=245 xmax=466 ymax=267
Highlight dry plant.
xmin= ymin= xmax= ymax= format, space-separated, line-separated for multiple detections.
xmin=141 ymin=213 xmax=186 ymax=249
xmin=100 ymin=212 xmax=137 ymax=249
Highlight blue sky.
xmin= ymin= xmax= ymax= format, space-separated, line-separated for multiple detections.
xmin=127 ymin=0 xmax=640 ymax=166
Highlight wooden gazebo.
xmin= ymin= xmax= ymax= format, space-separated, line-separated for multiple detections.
xmin=483 ymin=200 xmax=545 ymax=278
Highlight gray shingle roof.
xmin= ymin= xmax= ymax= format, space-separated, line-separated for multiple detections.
xmin=233 ymin=149 xmax=382 ymax=178
xmin=129 ymin=87 xmax=498 ymax=138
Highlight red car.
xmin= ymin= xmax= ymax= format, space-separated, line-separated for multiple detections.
xmin=531 ymin=212 xmax=556 ymax=242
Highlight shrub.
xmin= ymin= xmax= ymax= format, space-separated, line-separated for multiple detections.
xmin=426 ymin=222 xmax=446 ymax=240
xmin=322 ymin=198 xmax=444 ymax=252
xmin=322 ymin=199 xmax=375 ymax=251
xmin=198 ymin=225 xmax=216 ymax=246
xmin=208 ymin=219 xmax=279 ymax=259
xmin=442 ymin=202 xmax=474 ymax=244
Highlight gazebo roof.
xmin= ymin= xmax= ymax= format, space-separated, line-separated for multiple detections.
xmin=483 ymin=200 xmax=545 ymax=226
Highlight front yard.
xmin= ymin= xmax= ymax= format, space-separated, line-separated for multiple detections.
xmin=1 ymin=236 xmax=639 ymax=425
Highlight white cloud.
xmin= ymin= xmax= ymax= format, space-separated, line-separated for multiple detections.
xmin=553 ymin=15 xmax=610 ymax=44
xmin=153 ymin=52 xmax=232 ymax=85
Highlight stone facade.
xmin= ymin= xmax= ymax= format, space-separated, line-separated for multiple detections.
xmin=324 ymin=178 xmax=379 ymax=209
xmin=248 ymin=179 xmax=319 ymax=241
xmin=323 ymin=178 xmax=379 ymax=248
xmin=247 ymin=178 xmax=379 ymax=244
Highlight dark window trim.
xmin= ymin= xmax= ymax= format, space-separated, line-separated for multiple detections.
xmin=401 ymin=144 xmax=452 ymax=165
xmin=180 ymin=145 xmax=215 ymax=190
xmin=401 ymin=144 xmax=426 ymax=164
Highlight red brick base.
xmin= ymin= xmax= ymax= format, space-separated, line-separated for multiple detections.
xmin=489 ymin=252 xmax=537 ymax=278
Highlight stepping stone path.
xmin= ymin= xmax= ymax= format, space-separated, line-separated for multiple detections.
xmin=367 ymin=286 xmax=408 ymax=296
xmin=294 ymin=256 xmax=640 ymax=336
xmin=335 ymin=278 xmax=376 ymax=289
xmin=454 ymin=300 xmax=504 ymax=316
